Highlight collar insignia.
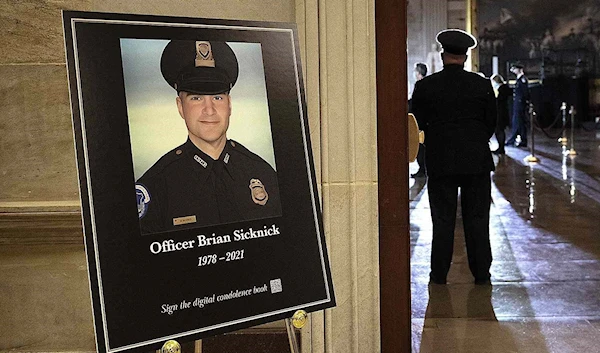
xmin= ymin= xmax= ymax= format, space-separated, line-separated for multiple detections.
xmin=194 ymin=155 xmax=208 ymax=168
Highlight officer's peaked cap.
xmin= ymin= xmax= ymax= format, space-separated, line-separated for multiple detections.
xmin=510 ymin=62 xmax=524 ymax=69
xmin=161 ymin=40 xmax=239 ymax=95
xmin=436 ymin=29 xmax=477 ymax=55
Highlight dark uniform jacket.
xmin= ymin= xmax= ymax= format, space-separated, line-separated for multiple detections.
xmin=513 ymin=74 xmax=530 ymax=111
xmin=136 ymin=139 xmax=281 ymax=234
xmin=496 ymin=83 xmax=511 ymax=129
xmin=411 ymin=64 xmax=497 ymax=177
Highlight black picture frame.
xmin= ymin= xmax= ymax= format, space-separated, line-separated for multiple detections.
xmin=63 ymin=10 xmax=334 ymax=353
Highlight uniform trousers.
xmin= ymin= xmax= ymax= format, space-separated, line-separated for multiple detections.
xmin=415 ymin=144 xmax=427 ymax=175
xmin=506 ymin=103 xmax=528 ymax=146
xmin=427 ymin=172 xmax=493 ymax=282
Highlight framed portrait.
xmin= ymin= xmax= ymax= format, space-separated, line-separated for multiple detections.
xmin=63 ymin=11 xmax=334 ymax=353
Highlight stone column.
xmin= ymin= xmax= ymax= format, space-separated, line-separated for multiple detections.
xmin=296 ymin=1 xmax=380 ymax=352
xmin=424 ymin=0 xmax=448 ymax=49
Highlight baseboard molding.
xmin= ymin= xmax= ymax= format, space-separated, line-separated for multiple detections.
xmin=0 ymin=202 xmax=84 ymax=245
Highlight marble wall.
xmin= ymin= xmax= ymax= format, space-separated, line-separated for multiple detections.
xmin=0 ymin=0 xmax=294 ymax=209
xmin=295 ymin=0 xmax=380 ymax=352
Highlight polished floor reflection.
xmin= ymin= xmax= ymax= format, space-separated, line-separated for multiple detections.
xmin=410 ymin=127 xmax=600 ymax=353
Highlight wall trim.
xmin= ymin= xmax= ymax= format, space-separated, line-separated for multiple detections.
xmin=0 ymin=204 xmax=83 ymax=245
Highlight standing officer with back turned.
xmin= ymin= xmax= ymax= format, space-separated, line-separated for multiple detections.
xmin=135 ymin=40 xmax=281 ymax=234
xmin=411 ymin=29 xmax=497 ymax=285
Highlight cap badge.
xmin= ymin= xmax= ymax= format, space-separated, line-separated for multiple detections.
xmin=135 ymin=184 xmax=151 ymax=219
xmin=249 ymin=178 xmax=268 ymax=205
xmin=195 ymin=41 xmax=215 ymax=68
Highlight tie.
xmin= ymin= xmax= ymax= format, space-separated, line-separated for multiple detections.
xmin=211 ymin=160 xmax=240 ymax=223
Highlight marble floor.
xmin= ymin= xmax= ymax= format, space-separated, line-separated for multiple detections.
xmin=410 ymin=126 xmax=600 ymax=353
xmin=2 ymin=126 xmax=599 ymax=353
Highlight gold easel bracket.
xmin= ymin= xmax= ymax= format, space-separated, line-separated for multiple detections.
xmin=291 ymin=310 xmax=308 ymax=329
xmin=524 ymin=155 xmax=540 ymax=163
xmin=285 ymin=310 xmax=307 ymax=353
xmin=161 ymin=340 xmax=181 ymax=353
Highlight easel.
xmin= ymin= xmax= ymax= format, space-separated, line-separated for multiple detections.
xmin=160 ymin=310 xmax=307 ymax=353
xmin=285 ymin=310 xmax=308 ymax=353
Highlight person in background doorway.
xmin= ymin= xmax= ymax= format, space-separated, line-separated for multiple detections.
xmin=490 ymin=74 xmax=511 ymax=154
xmin=410 ymin=62 xmax=428 ymax=178
xmin=505 ymin=62 xmax=530 ymax=148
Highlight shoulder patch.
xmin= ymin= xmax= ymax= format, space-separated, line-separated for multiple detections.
xmin=135 ymin=183 xmax=151 ymax=219
xmin=521 ymin=77 xmax=527 ymax=83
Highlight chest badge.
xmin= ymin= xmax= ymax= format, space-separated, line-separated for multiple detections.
xmin=249 ymin=178 xmax=268 ymax=205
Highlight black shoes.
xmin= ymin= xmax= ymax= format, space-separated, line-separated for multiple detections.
xmin=491 ymin=149 xmax=505 ymax=155
xmin=429 ymin=274 xmax=447 ymax=285
xmin=474 ymin=278 xmax=492 ymax=285
xmin=505 ymin=141 xmax=528 ymax=149
xmin=428 ymin=274 xmax=491 ymax=285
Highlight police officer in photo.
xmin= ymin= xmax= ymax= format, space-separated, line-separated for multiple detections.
xmin=411 ymin=29 xmax=496 ymax=285
xmin=136 ymin=40 xmax=281 ymax=234
xmin=505 ymin=62 xmax=530 ymax=148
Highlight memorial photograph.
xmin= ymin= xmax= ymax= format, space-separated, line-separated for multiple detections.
xmin=122 ymin=38 xmax=282 ymax=234
xmin=63 ymin=11 xmax=335 ymax=353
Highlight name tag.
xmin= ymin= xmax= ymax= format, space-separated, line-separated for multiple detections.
xmin=173 ymin=215 xmax=197 ymax=226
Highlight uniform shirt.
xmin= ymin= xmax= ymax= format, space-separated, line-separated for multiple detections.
xmin=513 ymin=73 xmax=530 ymax=107
xmin=136 ymin=139 xmax=281 ymax=234
xmin=411 ymin=64 xmax=497 ymax=177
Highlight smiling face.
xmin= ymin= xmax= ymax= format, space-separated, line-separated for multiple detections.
xmin=176 ymin=91 xmax=232 ymax=156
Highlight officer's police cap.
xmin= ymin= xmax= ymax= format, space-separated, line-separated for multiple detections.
xmin=436 ymin=29 xmax=477 ymax=55
xmin=161 ymin=40 xmax=239 ymax=95
xmin=510 ymin=62 xmax=524 ymax=69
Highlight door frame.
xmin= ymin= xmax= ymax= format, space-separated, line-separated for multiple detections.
xmin=375 ymin=1 xmax=411 ymax=352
